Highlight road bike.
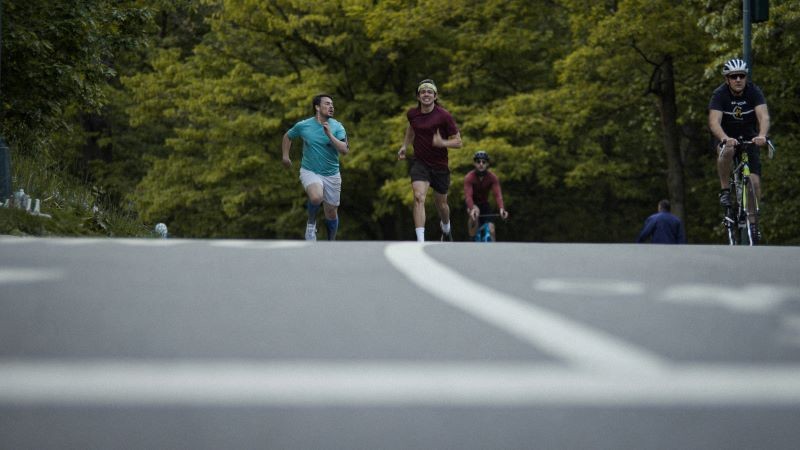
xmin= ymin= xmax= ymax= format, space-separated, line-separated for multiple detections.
xmin=720 ymin=137 xmax=775 ymax=246
xmin=472 ymin=214 xmax=506 ymax=243
xmin=475 ymin=222 xmax=492 ymax=242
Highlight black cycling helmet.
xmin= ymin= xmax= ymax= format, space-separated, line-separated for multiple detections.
xmin=473 ymin=151 xmax=489 ymax=162
xmin=722 ymin=58 xmax=748 ymax=76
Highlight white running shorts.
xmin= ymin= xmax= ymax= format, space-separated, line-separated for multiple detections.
xmin=299 ymin=168 xmax=341 ymax=206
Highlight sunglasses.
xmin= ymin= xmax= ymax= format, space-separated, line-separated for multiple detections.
xmin=727 ymin=74 xmax=746 ymax=80
xmin=474 ymin=159 xmax=488 ymax=164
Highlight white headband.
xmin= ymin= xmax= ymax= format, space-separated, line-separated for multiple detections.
xmin=417 ymin=82 xmax=438 ymax=94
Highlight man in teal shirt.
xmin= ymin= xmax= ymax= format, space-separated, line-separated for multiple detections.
xmin=282 ymin=94 xmax=349 ymax=241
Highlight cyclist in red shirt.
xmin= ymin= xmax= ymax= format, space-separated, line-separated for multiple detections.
xmin=464 ymin=151 xmax=508 ymax=241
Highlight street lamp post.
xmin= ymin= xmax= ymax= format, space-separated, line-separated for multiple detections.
xmin=743 ymin=0 xmax=753 ymax=77
xmin=0 ymin=0 xmax=11 ymax=203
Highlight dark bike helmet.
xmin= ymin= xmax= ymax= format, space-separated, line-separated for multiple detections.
xmin=473 ymin=151 xmax=490 ymax=162
xmin=722 ymin=58 xmax=748 ymax=76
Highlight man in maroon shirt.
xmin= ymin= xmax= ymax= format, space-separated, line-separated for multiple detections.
xmin=464 ymin=151 xmax=508 ymax=241
xmin=397 ymin=79 xmax=462 ymax=241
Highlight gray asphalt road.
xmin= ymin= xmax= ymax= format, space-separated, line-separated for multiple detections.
xmin=1 ymin=237 xmax=800 ymax=449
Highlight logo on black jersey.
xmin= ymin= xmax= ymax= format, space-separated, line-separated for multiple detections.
xmin=732 ymin=106 xmax=743 ymax=119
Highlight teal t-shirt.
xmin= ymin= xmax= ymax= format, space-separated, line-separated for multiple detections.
xmin=286 ymin=117 xmax=347 ymax=176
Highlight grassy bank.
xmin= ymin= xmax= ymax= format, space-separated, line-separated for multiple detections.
xmin=1 ymin=153 xmax=152 ymax=237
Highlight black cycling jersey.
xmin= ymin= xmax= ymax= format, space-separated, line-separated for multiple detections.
xmin=708 ymin=82 xmax=766 ymax=140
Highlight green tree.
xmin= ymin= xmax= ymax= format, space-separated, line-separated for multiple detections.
xmin=82 ymin=0 xmax=214 ymax=207
xmin=536 ymin=0 xmax=714 ymax=240
xmin=108 ymin=0 xmax=799 ymax=243
xmin=1 ymin=0 xmax=151 ymax=154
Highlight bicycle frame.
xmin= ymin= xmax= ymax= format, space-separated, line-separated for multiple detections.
xmin=734 ymin=152 xmax=758 ymax=245
xmin=721 ymin=137 xmax=774 ymax=246
xmin=475 ymin=222 xmax=492 ymax=242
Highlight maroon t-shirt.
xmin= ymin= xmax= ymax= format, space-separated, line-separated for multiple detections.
xmin=464 ymin=170 xmax=504 ymax=210
xmin=407 ymin=104 xmax=459 ymax=170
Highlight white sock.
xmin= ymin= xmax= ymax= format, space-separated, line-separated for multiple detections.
xmin=415 ymin=227 xmax=425 ymax=242
xmin=440 ymin=221 xmax=450 ymax=233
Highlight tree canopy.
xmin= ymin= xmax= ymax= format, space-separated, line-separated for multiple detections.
xmin=3 ymin=0 xmax=799 ymax=244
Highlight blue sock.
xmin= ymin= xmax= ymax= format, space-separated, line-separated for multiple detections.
xmin=307 ymin=201 xmax=321 ymax=224
xmin=325 ymin=217 xmax=339 ymax=241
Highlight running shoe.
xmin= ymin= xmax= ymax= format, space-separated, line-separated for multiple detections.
xmin=305 ymin=223 xmax=317 ymax=241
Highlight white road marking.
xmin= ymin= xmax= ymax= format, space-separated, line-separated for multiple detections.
xmin=111 ymin=239 xmax=188 ymax=247
xmin=1 ymin=360 xmax=800 ymax=406
xmin=778 ymin=315 xmax=800 ymax=347
xmin=661 ymin=284 xmax=798 ymax=313
xmin=210 ymin=240 xmax=308 ymax=250
xmin=0 ymin=237 xmax=307 ymax=249
xmin=534 ymin=278 xmax=646 ymax=296
xmin=0 ymin=236 xmax=29 ymax=244
xmin=0 ymin=237 xmax=173 ymax=246
xmin=0 ymin=236 xmax=89 ymax=245
xmin=384 ymin=243 xmax=666 ymax=373
xmin=0 ymin=268 xmax=63 ymax=285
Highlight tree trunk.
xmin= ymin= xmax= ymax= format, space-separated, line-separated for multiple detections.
xmin=655 ymin=56 xmax=687 ymax=229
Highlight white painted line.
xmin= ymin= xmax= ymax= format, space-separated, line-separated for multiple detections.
xmin=0 ymin=236 xmax=31 ymax=244
xmin=210 ymin=240 xmax=309 ymax=250
xmin=1 ymin=360 xmax=800 ymax=406
xmin=384 ymin=243 xmax=666 ymax=373
xmin=0 ymin=237 xmax=137 ymax=246
xmin=534 ymin=278 xmax=646 ymax=296
xmin=0 ymin=237 xmax=113 ymax=246
xmin=111 ymin=239 xmax=188 ymax=247
xmin=778 ymin=314 xmax=800 ymax=347
xmin=0 ymin=237 xmax=306 ymax=249
xmin=661 ymin=284 xmax=797 ymax=313
xmin=0 ymin=268 xmax=63 ymax=285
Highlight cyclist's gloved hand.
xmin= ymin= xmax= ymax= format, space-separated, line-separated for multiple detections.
xmin=752 ymin=136 xmax=767 ymax=147
xmin=500 ymin=208 xmax=509 ymax=220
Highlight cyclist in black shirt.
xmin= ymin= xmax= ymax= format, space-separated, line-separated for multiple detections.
xmin=708 ymin=58 xmax=770 ymax=208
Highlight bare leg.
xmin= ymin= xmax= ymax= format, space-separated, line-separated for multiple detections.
xmin=306 ymin=183 xmax=324 ymax=206
xmin=717 ymin=147 xmax=733 ymax=189
xmin=467 ymin=217 xmax=478 ymax=238
xmin=305 ymin=183 xmax=323 ymax=224
xmin=412 ymin=181 xmax=429 ymax=228
xmin=323 ymin=203 xmax=338 ymax=220
xmin=433 ymin=191 xmax=450 ymax=227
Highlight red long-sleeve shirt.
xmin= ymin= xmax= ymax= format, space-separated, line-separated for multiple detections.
xmin=464 ymin=170 xmax=504 ymax=210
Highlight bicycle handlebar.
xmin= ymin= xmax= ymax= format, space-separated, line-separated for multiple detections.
xmin=475 ymin=213 xmax=510 ymax=221
xmin=719 ymin=136 xmax=775 ymax=160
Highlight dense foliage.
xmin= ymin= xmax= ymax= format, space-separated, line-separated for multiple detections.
xmin=2 ymin=0 xmax=798 ymax=243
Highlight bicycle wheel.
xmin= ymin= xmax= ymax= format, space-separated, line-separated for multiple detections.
xmin=724 ymin=184 xmax=740 ymax=245
xmin=724 ymin=205 xmax=738 ymax=245
xmin=744 ymin=179 xmax=760 ymax=245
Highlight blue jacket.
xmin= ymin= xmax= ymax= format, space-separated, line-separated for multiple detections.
xmin=636 ymin=212 xmax=685 ymax=244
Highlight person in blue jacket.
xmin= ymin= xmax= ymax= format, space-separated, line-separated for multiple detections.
xmin=636 ymin=199 xmax=685 ymax=244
